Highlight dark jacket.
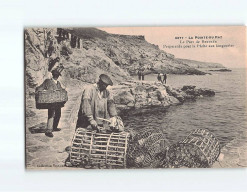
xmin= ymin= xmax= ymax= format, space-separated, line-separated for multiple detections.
xmin=36 ymin=78 xmax=63 ymax=91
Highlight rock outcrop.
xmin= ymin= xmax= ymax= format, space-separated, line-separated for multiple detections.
xmin=176 ymin=58 xmax=225 ymax=69
xmin=209 ymin=68 xmax=232 ymax=72
xmin=108 ymin=81 xmax=215 ymax=114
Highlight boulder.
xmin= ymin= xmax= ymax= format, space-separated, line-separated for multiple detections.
xmin=113 ymin=91 xmax=135 ymax=105
xmin=197 ymin=88 xmax=215 ymax=96
xmin=156 ymin=88 xmax=168 ymax=101
xmin=181 ymin=85 xmax=196 ymax=91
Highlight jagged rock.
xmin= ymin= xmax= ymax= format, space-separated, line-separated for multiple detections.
xmin=196 ymin=88 xmax=215 ymax=96
xmin=111 ymin=81 xmax=216 ymax=112
xmin=156 ymin=88 xmax=168 ymax=101
xmin=166 ymin=86 xmax=185 ymax=102
xmin=181 ymin=85 xmax=196 ymax=91
xmin=113 ymin=91 xmax=135 ymax=105
xmin=177 ymin=86 xmax=216 ymax=101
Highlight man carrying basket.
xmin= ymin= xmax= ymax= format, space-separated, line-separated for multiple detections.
xmin=36 ymin=68 xmax=67 ymax=137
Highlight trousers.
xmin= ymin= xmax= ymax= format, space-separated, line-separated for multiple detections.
xmin=47 ymin=107 xmax=61 ymax=132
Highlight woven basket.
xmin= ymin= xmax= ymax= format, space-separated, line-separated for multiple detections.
xmin=35 ymin=89 xmax=68 ymax=109
xmin=70 ymin=128 xmax=130 ymax=169
xmin=36 ymin=89 xmax=68 ymax=103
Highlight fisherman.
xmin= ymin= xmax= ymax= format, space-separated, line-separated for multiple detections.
xmin=76 ymin=74 xmax=120 ymax=132
xmin=36 ymin=68 xmax=65 ymax=137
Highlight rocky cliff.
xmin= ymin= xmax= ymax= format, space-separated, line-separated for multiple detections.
xmin=25 ymin=27 xmax=221 ymax=96
xmin=25 ymin=28 xmax=130 ymax=96
xmin=70 ymin=28 xmax=206 ymax=76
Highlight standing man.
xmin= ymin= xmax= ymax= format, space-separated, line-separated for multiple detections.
xmin=137 ymin=69 xmax=141 ymax=80
xmin=141 ymin=70 xmax=145 ymax=80
xmin=36 ymin=69 xmax=65 ymax=137
xmin=76 ymin=74 xmax=118 ymax=131
xmin=77 ymin=37 xmax=81 ymax=49
xmin=157 ymin=73 xmax=162 ymax=83
xmin=163 ymin=73 xmax=167 ymax=84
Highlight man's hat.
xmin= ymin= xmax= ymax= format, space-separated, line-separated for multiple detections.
xmin=52 ymin=69 xmax=61 ymax=76
xmin=99 ymin=74 xmax=113 ymax=86
xmin=52 ymin=66 xmax=64 ymax=76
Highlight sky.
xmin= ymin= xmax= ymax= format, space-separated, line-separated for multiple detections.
xmin=99 ymin=26 xmax=246 ymax=68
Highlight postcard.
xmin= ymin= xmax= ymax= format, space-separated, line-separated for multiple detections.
xmin=25 ymin=26 xmax=246 ymax=169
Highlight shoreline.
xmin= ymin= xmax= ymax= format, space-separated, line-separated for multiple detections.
xmin=26 ymin=78 xmax=247 ymax=169
xmin=26 ymin=80 xmax=217 ymax=169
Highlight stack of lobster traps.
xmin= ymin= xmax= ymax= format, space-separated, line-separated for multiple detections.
xmin=68 ymin=128 xmax=221 ymax=169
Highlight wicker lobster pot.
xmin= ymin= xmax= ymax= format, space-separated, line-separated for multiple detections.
xmin=167 ymin=129 xmax=221 ymax=168
xmin=126 ymin=130 xmax=167 ymax=168
xmin=35 ymin=89 xmax=68 ymax=109
xmin=70 ymin=128 xmax=130 ymax=169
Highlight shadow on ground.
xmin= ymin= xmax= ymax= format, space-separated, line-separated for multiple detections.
xmin=29 ymin=122 xmax=47 ymax=134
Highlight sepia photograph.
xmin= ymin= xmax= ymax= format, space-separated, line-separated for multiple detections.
xmin=25 ymin=26 xmax=247 ymax=169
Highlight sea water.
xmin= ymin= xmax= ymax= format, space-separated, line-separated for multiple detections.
xmin=123 ymin=68 xmax=247 ymax=147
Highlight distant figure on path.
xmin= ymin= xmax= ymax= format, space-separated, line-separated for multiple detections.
xmin=163 ymin=73 xmax=167 ymax=84
xmin=157 ymin=73 xmax=162 ymax=83
xmin=60 ymin=39 xmax=73 ymax=57
xmin=71 ymin=35 xmax=77 ymax=48
xmin=77 ymin=37 xmax=80 ymax=49
xmin=146 ymin=93 xmax=152 ymax=105
xmin=141 ymin=70 xmax=145 ymax=80
xmin=137 ymin=70 xmax=141 ymax=80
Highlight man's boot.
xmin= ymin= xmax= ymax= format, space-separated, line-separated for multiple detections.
xmin=45 ymin=129 xmax=54 ymax=137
